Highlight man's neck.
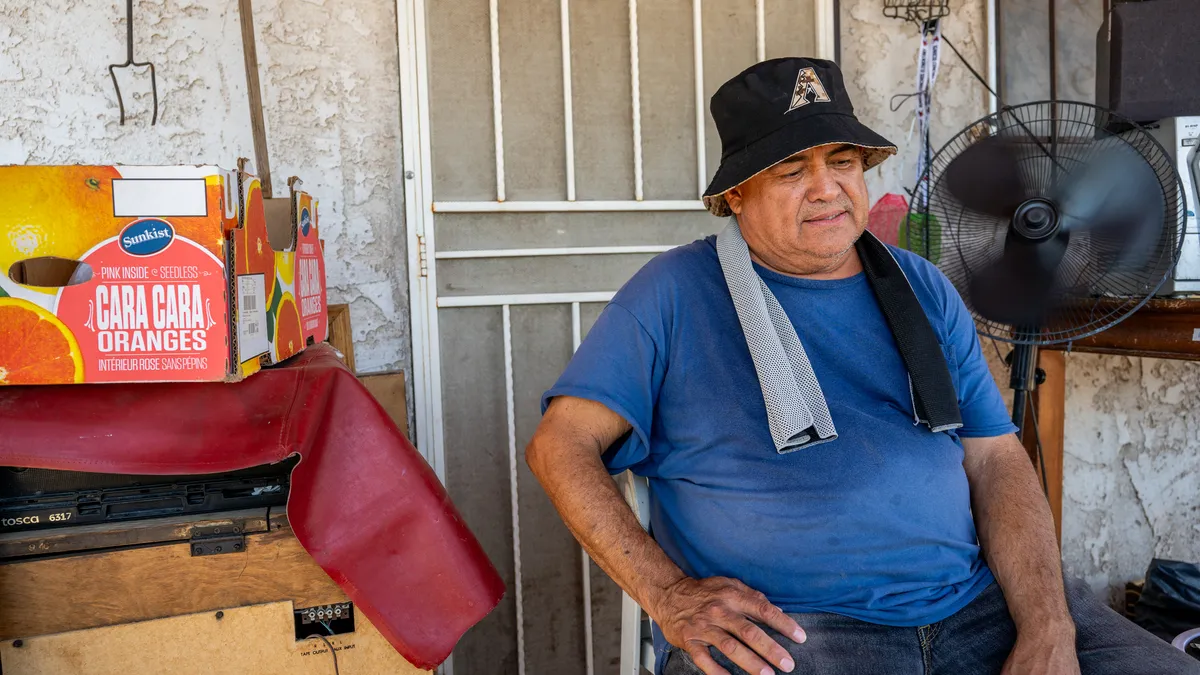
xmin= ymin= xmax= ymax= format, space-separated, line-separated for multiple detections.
xmin=749 ymin=244 xmax=863 ymax=281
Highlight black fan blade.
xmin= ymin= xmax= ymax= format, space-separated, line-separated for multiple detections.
xmin=1050 ymin=141 xmax=1166 ymax=269
xmin=969 ymin=232 xmax=1069 ymax=326
xmin=943 ymin=135 xmax=1029 ymax=218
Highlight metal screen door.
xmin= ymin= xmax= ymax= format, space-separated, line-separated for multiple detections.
xmin=396 ymin=2 xmax=834 ymax=673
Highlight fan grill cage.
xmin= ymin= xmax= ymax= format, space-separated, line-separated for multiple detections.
xmin=908 ymin=101 xmax=1187 ymax=345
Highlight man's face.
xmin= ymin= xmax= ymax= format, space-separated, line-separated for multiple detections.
xmin=725 ymin=143 xmax=870 ymax=276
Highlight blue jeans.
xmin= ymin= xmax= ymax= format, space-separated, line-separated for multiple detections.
xmin=661 ymin=579 xmax=1200 ymax=675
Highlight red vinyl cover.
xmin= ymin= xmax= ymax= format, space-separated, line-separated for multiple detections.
xmin=0 ymin=345 xmax=505 ymax=669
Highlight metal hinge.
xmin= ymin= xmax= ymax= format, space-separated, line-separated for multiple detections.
xmin=190 ymin=524 xmax=246 ymax=557
xmin=417 ymin=234 xmax=429 ymax=278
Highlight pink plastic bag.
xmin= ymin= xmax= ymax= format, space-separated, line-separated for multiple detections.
xmin=867 ymin=193 xmax=908 ymax=247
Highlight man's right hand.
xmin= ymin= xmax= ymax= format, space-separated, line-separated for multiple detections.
xmin=651 ymin=576 xmax=806 ymax=675
xmin=526 ymin=398 xmax=803 ymax=674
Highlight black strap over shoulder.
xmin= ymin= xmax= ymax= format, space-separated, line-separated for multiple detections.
xmin=855 ymin=231 xmax=963 ymax=433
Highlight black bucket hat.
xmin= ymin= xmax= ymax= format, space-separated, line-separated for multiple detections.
xmin=703 ymin=57 xmax=897 ymax=217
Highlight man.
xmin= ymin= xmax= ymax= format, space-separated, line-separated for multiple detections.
xmin=526 ymin=58 xmax=1199 ymax=675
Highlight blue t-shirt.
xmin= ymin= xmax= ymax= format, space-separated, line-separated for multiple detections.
xmin=541 ymin=235 xmax=1017 ymax=633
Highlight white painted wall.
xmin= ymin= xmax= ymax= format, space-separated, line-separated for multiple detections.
xmin=0 ymin=0 xmax=411 ymax=382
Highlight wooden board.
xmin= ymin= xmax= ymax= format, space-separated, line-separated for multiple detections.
xmin=238 ymin=0 xmax=272 ymax=197
xmin=1042 ymin=296 xmax=1200 ymax=361
xmin=326 ymin=304 xmax=356 ymax=372
xmin=0 ymin=601 xmax=429 ymax=675
xmin=358 ymin=371 xmax=409 ymax=438
xmin=0 ymin=524 xmax=344 ymax=641
xmin=1022 ymin=350 xmax=1066 ymax=543
xmin=0 ymin=508 xmax=275 ymax=562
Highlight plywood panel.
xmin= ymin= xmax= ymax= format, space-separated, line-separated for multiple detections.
xmin=358 ymin=371 xmax=409 ymax=439
xmin=327 ymin=303 xmax=356 ymax=372
xmin=0 ymin=525 xmax=344 ymax=641
xmin=0 ymin=509 xmax=273 ymax=562
xmin=438 ymin=307 xmax=519 ymax=674
xmin=0 ymin=601 xmax=427 ymax=675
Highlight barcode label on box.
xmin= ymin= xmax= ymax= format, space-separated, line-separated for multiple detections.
xmin=237 ymin=274 xmax=269 ymax=361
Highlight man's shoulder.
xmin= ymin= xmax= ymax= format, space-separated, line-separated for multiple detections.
xmin=605 ymin=235 xmax=723 ymax=342
xmin=885 ymin=243 xmax=941 ymax=277
xmin=641 ymin=235 xmax=720 ymax=279
xmin=884 ymin=244 xmax=957 ymax=300
xmin=613 ymin=235 xmax=720 ymax=305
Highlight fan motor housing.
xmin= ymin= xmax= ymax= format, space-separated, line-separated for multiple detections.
xmin=1012 ymin=199 xmax=1059 ymax=241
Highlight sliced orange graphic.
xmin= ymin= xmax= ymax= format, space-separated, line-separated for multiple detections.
xmin=239 ymin=183 xmax=276 ymax=304
xmin=0 ymin=166 xmax=129 ymax=295
xmin=0 ymin=298 xmax=84 ymax=385
xmin=274 ymin=293 xmax=303 ymax=362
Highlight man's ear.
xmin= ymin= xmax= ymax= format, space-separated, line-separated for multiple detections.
xmin=725 ymin=188 xmax=743 ymax=214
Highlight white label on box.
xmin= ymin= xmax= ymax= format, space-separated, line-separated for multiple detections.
xmin=112 ymin=179 xmax=208 ymax=217
xmin=1193 ymin=328 xmax=1200 ymax=342
xmin=237 ymin=274 xmax=269 ymax=361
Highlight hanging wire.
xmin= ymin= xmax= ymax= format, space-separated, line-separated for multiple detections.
xmin=304 ymin=633 xmax=341 ymax=675
xmin=1025 ymin=387 xmax=1050 ymax=497
xmin=890 ymin=91 xmax=923 ymax=112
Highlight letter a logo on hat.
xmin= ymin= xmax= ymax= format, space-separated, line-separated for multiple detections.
xmin=787 ymin=67 xmax=831 ymax=113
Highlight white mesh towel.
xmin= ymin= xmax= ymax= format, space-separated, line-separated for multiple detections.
xmin=716 ymin=218 xmax=838 ymax=453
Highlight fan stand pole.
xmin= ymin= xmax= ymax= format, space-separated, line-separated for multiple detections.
xmin=1008 ymin=340 xmax=1040 ymax=438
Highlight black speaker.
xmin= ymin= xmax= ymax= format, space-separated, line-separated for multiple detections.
xmin=1097 ymin=0 xmax=1200 ymax=123
xmin=0 ymin=457 xmax=296 ymax=534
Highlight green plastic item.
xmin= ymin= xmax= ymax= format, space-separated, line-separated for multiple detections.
xmin=898 ymin=211 xmax=942 ymax=264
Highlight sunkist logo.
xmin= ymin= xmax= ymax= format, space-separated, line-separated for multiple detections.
xmin=119 ymin=219 xmax=175 ymax=257
xmin=300 ymin=207 xmax=312 ymax=236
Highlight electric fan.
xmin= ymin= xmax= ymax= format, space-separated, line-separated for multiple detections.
xmin=906 ymin=101 xmax=1189 ymax=436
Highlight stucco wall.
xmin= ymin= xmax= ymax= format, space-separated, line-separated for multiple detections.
xmin=0 ymin=0 xmax=411 ymax=381
xmin=842 ymin=0 xmax=1200 ymax=604
xmin=841 ymin=0 xmax=989 ymax=206
xmin=1063 ymin=355 xmax=1200 ymax=603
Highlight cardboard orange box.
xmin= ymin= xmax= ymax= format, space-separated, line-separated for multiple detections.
xmin=0 ymin=164 xmax=328 ymax=385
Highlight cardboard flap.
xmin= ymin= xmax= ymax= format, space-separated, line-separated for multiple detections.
xmin=263 ymin=198 xmax=297 ymax=253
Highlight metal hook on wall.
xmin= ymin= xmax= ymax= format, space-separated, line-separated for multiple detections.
xmin=108 ymin=0 xmax=159 ymax=125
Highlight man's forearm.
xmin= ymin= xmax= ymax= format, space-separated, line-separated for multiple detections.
xmin=965 ymin=435 xmax=1074 ymax=637
xmin=526 ymin=432 xmax=685 ymax=615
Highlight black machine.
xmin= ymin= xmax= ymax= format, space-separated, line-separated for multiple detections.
xmin=0 ymin=457 xmax=296 ymax=535
xmin=1096 ymin=0 xmax=1200 ymax=126
xmin=905 ymin=100 xmax=1189 ymax=440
